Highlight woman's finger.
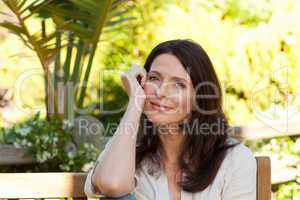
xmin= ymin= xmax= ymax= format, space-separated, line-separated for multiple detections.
xmin=128 ymin=65 xmax=147 ymax=86
xmin=140 ymin=68 xmax=147 ymax=88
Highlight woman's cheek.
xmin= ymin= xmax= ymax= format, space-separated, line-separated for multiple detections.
xmin=144 ymin=83 xmax=158 ymax=100
xmin=177 ymin=95 xmax=192 ymax=113
xmin=143 ymin=85 xmax=155 ymax=111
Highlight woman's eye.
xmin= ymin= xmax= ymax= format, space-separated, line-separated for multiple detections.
xmin=148 ymin=76 xmax=158 ymax=81
xmin=175 ymin=82 xmax=186 ymax=89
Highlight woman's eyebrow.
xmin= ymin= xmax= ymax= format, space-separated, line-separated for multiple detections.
xmin=149 ymin=70 xmax=188 ymax=82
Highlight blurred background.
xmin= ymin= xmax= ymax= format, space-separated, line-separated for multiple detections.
xmin=0 ymin=0 xmax=299 ymax=199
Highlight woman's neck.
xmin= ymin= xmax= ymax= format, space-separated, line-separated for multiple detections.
xmin=157 ymin=124 xmax=186 ymax=166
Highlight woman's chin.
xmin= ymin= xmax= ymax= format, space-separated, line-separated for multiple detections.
xmin=144 ymin=113 xmax=175 ymax=124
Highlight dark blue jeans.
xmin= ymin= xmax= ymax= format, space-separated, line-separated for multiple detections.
xmin=101 ymin=193 xmax=136 ymax=200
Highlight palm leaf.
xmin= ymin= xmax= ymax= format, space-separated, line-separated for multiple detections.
xmin=0 ymin=0 xmax=58 ymax=68
xmin=67 ymin=0 xmax=99 ymax=14
xmin=0 ymin=0 xmax=137 ymax=119
xmin=40 ymin=4 xmax=96 ymax=23
xmin=0 ymin=21 xmax=26 ymax=35
xmin=0 ymin=0 xmax=62 ymax=120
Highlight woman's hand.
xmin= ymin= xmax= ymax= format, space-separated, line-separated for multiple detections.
xmin=121 ymin=65 xmax=147 ymax=106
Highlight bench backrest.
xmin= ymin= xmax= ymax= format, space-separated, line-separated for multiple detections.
xmin=0 ymin=156 xmax=271 ymax=199
xmin=0 ymin=172 xmax=87 ymax=199
xmin=256 ymin=156 xmax=271 ymax=200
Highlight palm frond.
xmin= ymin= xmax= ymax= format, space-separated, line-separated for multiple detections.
xmin=0 ymin=21 xmax=26 ymax=35
xmin=0 ymin=0 xmax=137 ymax=119
xmin=0 ymin=0 xmax=59 ymax=67
xmin=67 ymin=0 xmax=99 ymax=14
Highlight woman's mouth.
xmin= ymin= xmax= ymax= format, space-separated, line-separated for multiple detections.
xmin=150 ymin=102 xmax=172 ymax=112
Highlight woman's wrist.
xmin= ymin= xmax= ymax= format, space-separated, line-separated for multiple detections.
xmin=128 ymin=97 xmax=145 ymax=113
xmin=117 ymin=98 xmax=144 ymax=137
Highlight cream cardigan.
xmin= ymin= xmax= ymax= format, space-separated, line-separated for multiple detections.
xmin=84 ymin=137 xmax=257 ymax=200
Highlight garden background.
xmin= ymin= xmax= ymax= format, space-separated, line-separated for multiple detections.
xmin=0 ymin=0 xmax=299 ymax=199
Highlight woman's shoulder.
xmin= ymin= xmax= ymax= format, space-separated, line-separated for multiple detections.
xmin=223 ymin=137 xmax=257 ymax=171
xmin=216 ymin=137 xmax=257 ymax=199
xmin=226 ymin=137 xmax=255 ymax=158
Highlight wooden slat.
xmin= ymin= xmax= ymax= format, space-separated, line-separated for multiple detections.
xmin=230 ymin=117 xmax=300 ymax=140
xmin=272 ymin=167 xmax=298 ymax=184
xmin=256 ymin=157 xmax=271 ymax=200
xmin=0 ymin=145 xmax=34 ymax=165
xmin=0 ymin=157 xmax=274 ymax=200
xmin=0 ymin=172 xmax=87 ymax=198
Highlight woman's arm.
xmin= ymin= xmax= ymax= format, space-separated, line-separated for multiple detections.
xmin=90 ymin=66 xmax=147 ymax=197
xmin=91 ymin=99 xmax=143 ymax=197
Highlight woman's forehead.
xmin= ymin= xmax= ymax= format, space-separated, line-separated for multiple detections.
xmin=150 ymin=54 xmax=192 ymax=82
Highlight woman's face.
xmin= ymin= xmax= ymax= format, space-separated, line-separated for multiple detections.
xmin=143 ymin=53 xmax=195 ymax=125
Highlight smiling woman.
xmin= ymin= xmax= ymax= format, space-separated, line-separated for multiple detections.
xmin=143 ymin=53 xmax=195 ymax=125
xmin=84 ymin=39 xmax=256 ymax=200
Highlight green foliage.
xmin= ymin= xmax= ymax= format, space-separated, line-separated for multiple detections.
xmin=156 ymin=0 xmax=300 ymax=125
xmin=87 ymin=0 xmax=169 ymax=134
xmin=273 ymin=182 xmax=300 ymax=200
xmin=0 ymin=0 xmax=135 ymax=121
xmin=0 ymin=112 xmax=100 ymax=172
xmin=247 ymin=136 xmax=300 ymax=183
xmin=0 ymin=0 xmax=299 ymax=198
xmin=208 ymin=0 xmax=273 ymax=26
xmin=93 ymin=77 xmax=128 ymax=136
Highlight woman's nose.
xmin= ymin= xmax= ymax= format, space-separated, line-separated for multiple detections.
xmin=155 ymin=81 xmax=170 ymax=98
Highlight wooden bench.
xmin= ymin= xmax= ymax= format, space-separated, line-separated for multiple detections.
xmin=0 ymin=157 xmax=271 ymax=200
xmin=256 ymin=156 xmax=271 ymax=200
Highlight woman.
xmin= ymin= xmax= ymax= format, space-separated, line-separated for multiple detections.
xmin=84 ymin=39 xmax=257 ymax=200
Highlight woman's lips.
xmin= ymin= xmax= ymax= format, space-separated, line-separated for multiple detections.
xmin=150 ymin=102 xmax=172 ymax=112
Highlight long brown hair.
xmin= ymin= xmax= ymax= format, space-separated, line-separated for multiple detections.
xmin=135 ymin=39 xmax=239 ymax=192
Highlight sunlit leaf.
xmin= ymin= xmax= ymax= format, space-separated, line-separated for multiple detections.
xmin=0 ymin=21 xmax=25 ymax=35
xmin=67 ymin=0 xmax=99 ymax=14
xmin=52 ymin=16 xmax=93 ymax=40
